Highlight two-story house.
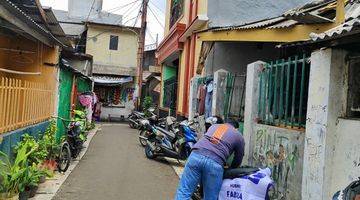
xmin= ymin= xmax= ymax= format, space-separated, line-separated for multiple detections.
xmin=54 ymin=0 xmax=140 ymax=121
xmin=156 ymin=0 xmax=319 ymax=119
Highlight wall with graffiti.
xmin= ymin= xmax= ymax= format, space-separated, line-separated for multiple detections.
xmin=250 ymin=124 xmax=305 ymax=200
xmin=330 ymin=118 xmax=360 ymax=195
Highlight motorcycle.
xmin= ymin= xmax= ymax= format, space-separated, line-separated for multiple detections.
xmin=128 ymin=107 xmax=156 ymax=129
xmin=66 ymin=121 xmax=85 ymax=159
xmin=138 ymin=116 xmax=178 ymax=147
xmin=333 ymin=178 xmax=360 ymax=200
xmin=192 ymin=167 xmax=273 ymax=200
xmin=144 ymin=118 xmax=198 ymax=160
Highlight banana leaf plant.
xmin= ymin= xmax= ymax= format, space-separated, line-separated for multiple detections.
xmin=0 ymin=139 xmax=37 ymax=197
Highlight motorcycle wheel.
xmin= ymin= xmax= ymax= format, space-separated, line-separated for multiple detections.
xmin=145 ymin=143 xmax=156 ymax=159
xmin=139 ymin=130 xmax=148 ymax=147
xmin=58 ymin=143 xmax=71 ymax=173
xmin=129 ymin=120 xmax=136 ymax=129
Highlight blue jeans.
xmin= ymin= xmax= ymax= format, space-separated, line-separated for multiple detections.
xmin=175 ymin=152 xmax=224 ymax=200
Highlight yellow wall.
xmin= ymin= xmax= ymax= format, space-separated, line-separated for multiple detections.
xmin=86 ymin=24 xmax=138 ymax=68
xmin=177 ymin=47 xmax=187 ymax=113
xmin=0 ymin=35 xmax=59 ymax=89
xmin=0 ymin=35 xmax=60 ymax=124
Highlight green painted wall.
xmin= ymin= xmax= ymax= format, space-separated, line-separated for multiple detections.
xmin=56 ymin=68 xmax=73 ymax=142
xmin=163 ymin=65 xmax=177 ymax=80
xmin=161 ymin=65 xmax=177 ymax=108
xmin=77 ymin=77 xmax=92 ymax=93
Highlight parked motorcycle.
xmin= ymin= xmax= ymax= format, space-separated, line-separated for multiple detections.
xmin=333 ymin=178 xmax=360 ymax=200
xmin=56 ymin=118 xmax=86 ymax=172
xmin=128 ymin=107 xmax=156 ymax=129
xmin=144 ymin=117 xmax=198 ymax=160
xmin=192 ymin=167 xmax=273 ymax=200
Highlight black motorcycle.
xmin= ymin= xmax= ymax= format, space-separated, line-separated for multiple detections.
xmin=138 ymin=116 xmax=178 ymax=147
xmin=333 ymin=178 xmax=360 ymax=200
xmin=144 ymin=120 xmax=197 ymax=160
xmin=128 ymin=108 xmax=157 ymax=129
xmin=56 ymin=118 xmax=85 ymax=172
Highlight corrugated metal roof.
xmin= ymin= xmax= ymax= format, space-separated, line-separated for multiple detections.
xmin=2 ymin=0 xmax=66 ymax=47
xmin=42 ymin=7 xmax=71 ymax=46
xmin=209 ymin=0 xmax=335 ymax=32
xmin=309 ymin=1 xmax=360 ymax=41
xmin=53 ymin=9 xmax=123 ymax=26
xmin=266 ymin=19 xmax=299 ymax=29
xmin=310 ymin=17 xmax=360 ymax=41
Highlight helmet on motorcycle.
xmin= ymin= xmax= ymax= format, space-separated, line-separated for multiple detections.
xmin=205 ymin=116 xmax=224 ymax=131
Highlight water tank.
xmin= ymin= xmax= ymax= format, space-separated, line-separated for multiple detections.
xmin=68 ymin=0 xmax=103 ymax=19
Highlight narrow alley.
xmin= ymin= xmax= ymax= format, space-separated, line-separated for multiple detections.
xmin=53 ymin=124 xmax=178 ymax=200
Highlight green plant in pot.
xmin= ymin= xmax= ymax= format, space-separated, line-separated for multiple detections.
xmin=142 ymin=96 xmax=153 ymax=117
xmin=18 ymin=164 xmax=44 ymax=200
xmin=0 ymin=139 xmax=36 ymax=200
xmin=40 ymin=121 xmax=60 ymax=171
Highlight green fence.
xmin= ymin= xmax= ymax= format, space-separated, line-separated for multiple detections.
xmin=258 ymin=54 xmax=310 ymax=128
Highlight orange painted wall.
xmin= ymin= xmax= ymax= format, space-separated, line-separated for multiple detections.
xmin=0 ymin=35 xmax=59 ymax=89
xmin=0 ymin=35 xmax=59 ymax=118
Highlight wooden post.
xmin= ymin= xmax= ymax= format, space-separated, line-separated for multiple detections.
xmin=137 ymin=0 xmax=149 ymax=109
xmin=336 ymin=0 xmax=345 ymax=24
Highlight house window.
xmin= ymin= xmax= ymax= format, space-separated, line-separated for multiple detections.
xmin=347 ymin=58 xmax=360 ymax=118
xmin=109 ymin=35 xmax=119 ymax=50
xmin=170 ymin=0 xmax=184 ymax=28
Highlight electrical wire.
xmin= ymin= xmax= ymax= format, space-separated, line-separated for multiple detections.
xmin=149 ymin=1 xmax=165 ymax=14
xmin=133 ymin=8 xmax=142 ymax=27
xmin=106 ymin=0 xmax=141 ymax=13
xmin=85 ymin=0 xmax=96 ymax=22
xmin=146 ymin=29 xmax=156 ymax=43
xmin=119 ymin=1 xmax=142 ymax=24
xmin=148 ymin=5 xmax=164 ymax=28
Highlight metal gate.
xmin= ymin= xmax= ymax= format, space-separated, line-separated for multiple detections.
xmin=258 ymin=54 xmax=310 ymax=128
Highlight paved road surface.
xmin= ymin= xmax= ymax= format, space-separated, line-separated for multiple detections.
xmin=54 ymin=123 xmax=179 ymax=200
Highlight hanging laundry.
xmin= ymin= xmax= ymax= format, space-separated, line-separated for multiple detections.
xmin=78 ymin=94 xmax=93 ymax=107
xmin=197 ymin=83 xmax=206 ymax=115
xmin=205 ymin=80 xmax=213 ymax=118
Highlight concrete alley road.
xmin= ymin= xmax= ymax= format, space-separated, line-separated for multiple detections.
xmin=53 ymin=123 xmax=179 ymax=200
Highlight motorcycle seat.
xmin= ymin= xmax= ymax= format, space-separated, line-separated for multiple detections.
xmin=223 ymin=166 xmax=259 ymax=180
xmin=134 ymin=111 xmax=145 ymax=116
xmin=156 ymin=126 xmax=176 ymax=140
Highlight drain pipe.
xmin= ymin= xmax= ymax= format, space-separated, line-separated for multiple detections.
xmin=336 ymin=0 xmax=345 ymax=24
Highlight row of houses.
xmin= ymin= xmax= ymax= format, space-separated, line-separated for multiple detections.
xmin=0 ymin=0 xmax=140 ymax=155
xmin=155 ymin=0 xmax=360 ymax=199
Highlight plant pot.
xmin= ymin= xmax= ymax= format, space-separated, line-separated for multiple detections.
xmin=28 ymin=186 xmax=38 ymax=198
xmin=39 ymin=175 xmax=46 ymax=183
xmin=18 ymin=191 xmax=29 ymax=200
xmin=0 ymin=193 xmax=19 ymax=200
xmin=43 ymin=159 xmax=57 ymax=171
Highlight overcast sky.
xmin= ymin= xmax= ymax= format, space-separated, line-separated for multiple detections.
xmin=40 ymin=0 xmax=166 ymax=45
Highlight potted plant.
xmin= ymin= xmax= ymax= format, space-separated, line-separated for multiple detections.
xmin=0 ymin=142 xmax=35 ymax=200
xmin=39 ymin=121 xmax=60 ymax=171
xmin=18 ymin=164 xmax=44 ymax=200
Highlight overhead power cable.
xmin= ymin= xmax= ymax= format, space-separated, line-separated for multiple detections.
xmin=120 ymin=1 xmax=142 ymax=24
xmin=122 ymin=3 xmax=142 ymax=26
xmin=146 ymin=29 xmax=156 ymax=43
xmin=148 ymin=5 xmax=164 ymax=28
xmin=85 ymin=0 xmax=96 ymax=22
xmin=133 ymin=7 xmax=142 ymax=27
xmin=106 ymin=0 xmax=141 ymax=13
xmin=149 ymin=1 xmax=165 ymax=14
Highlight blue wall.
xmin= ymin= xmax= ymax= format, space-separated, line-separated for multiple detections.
xmin=0 ymin=121 xmax=50 ymax=157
